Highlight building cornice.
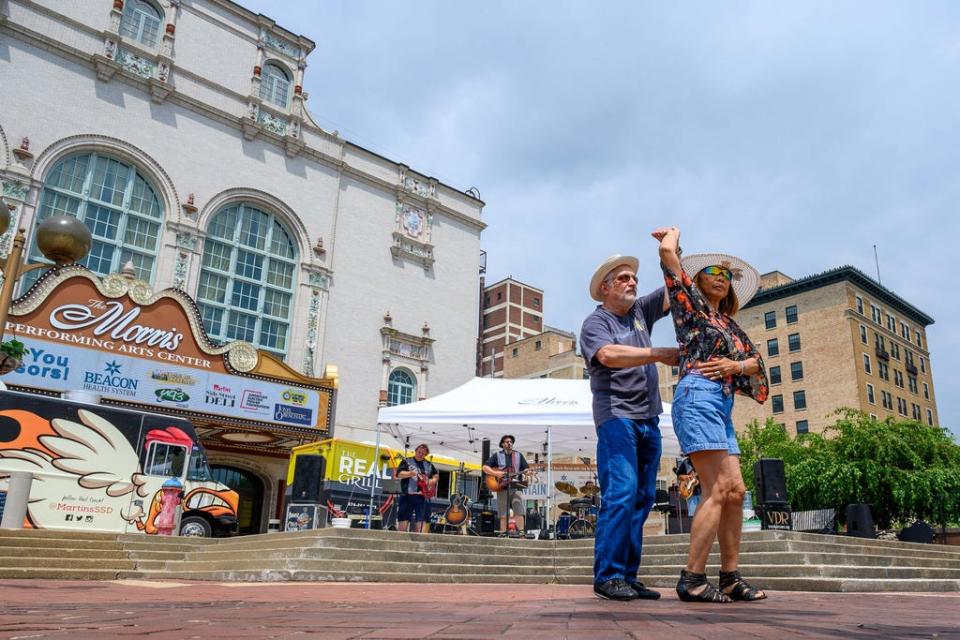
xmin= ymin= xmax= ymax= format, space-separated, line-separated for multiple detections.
xmin=0 ymin=12 xmax=485 ymax=232
xmin=743 ymin=265 xmax=934 ymax=327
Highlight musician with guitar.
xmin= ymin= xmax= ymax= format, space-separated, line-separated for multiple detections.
xmin=395 ymin=443 xmax=439 ymax=533
xmin=481 ymin=435 xmax=533 ymax=534
xmin=674 ymin=455 xmax=701 ymax=516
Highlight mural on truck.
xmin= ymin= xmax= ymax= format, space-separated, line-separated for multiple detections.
xmin=0 ymin=392 xmax=239 ymax=536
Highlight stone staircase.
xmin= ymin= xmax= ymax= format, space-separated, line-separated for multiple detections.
xmin=2 ymin=527 xmax=960 ymax=592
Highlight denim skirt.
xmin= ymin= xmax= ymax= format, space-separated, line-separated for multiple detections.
xmin=671 ymin=373 xmax=740 ymax=455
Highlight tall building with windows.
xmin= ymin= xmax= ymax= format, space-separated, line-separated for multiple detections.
xmin=478 ymin=277 xmax=543 ymax=376
xmin=658 ymin=266 xmax=938 ymax=435
xmin=1 ymin=0 xmax=484 ymax=530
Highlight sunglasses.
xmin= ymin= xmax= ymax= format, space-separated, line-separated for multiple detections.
xmin=703 ymin=265 xmax=732 ymax=281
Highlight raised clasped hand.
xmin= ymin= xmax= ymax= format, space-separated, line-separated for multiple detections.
xmin=650 ymin=227 xmax=679 ymax=242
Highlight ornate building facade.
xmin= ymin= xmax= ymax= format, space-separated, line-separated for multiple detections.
xmin=0 ymin=0 xmax=485 ymax=531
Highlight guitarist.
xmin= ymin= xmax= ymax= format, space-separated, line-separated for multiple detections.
xmin=481 ymin=435 xmax=531 ymax=534
xmin=395 ymin=443 xmax=439 ymax=533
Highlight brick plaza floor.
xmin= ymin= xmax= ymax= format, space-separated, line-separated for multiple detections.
xmin=0 ymin=580 xmax=957 ymax=639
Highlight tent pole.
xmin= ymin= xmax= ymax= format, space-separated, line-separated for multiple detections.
xmin=546 ymin=426 xmax=553 ymax=537
xmin=368 ymin=422 xmax=383 ymax=530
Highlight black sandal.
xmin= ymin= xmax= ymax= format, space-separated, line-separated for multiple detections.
xmin=719 ymin=569 xmax=767 ymax=601
xmin=676 ymin=569 xmax=732 ymax=603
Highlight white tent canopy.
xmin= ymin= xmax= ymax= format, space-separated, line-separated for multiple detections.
xmin=376 ymin=377 xmax=680 ymax=462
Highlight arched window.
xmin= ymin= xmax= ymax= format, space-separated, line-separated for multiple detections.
xmin=259 ymin=63 xmax=291 ymax=108
xmin=26 ymin=152 xmax=164 ymax=288
xmin=197 ymin=203 xmax=298 ymax=358
xmin=120 ymin=0 xmax=163 ymax=48
xmin=387 ymin=368 xmax=416 ymax=406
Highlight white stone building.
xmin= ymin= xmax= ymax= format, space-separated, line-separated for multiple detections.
xmin=0 ymin=0 xmax=484 ymax=532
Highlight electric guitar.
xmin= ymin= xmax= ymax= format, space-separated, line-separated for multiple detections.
xmin=444 ymin=463 xmax=470 ymax=526
xmin=678 ymin=472 xmax=699 ymax=500
xmin=416 ymin=472 xmax=436 ymax=499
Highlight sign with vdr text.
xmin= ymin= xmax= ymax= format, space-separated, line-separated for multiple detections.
xmin=4 ymin=271 xmax=327 ymax=429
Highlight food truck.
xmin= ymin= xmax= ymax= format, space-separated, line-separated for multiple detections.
xmin=0 ymin=390 xmax=239 ymax=536
xmin=285 ymin=438 xmax=481 ymax=529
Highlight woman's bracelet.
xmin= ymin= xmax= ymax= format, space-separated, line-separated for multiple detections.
xmin=739 ymin=360 xmax=746 ymax=375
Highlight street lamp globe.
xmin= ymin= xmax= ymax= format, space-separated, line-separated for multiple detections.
xmin=35 ymin=215 xmax=92 ymax=265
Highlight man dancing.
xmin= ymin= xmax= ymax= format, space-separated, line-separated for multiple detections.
xmin=580 ymin=254 xmax=678 ymax=600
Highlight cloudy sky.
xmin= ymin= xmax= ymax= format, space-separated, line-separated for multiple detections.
xmin=244 ymin=1 xmax=958 ymax=435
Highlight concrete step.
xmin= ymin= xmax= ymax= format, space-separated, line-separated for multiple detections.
xmin=633 ymin=550 xmax=960 ymax=569
xmin=126 ymin=569 xmax=558 ymax=583
xmin=0 ymin=529 xmax=121 ymax=541
xmin=0 ymin=537 xmax=126 ymax=551
xmin=176 ymin=546 xmax=561 ymax=565
xmin=557 ymin=537 xmax=960 ymax=561
xmin=212 ymin=534 xmax=559 ymax=555
xmin=0 ymin=547 xmax=132 ymax=560
xmin=0 ymin=557 xmax=138 ymax=570
xmin=139 ymin=557 xmax=564 ymax=576
xmin=0 ymin=567 xmax=144 ymax=580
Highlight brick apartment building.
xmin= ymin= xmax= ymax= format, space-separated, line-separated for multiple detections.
xmin=478 ymin=277 xmax=543 ymax=376
xmin=501 ymin=326 xmax=586 ymax=380
xmin=658 ymin=266 xmax=938 ymax=435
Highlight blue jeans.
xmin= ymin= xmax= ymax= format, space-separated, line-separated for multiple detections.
xmin=594 ymin=416 xmax=662 ymax=585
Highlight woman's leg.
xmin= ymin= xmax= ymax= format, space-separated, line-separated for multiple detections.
xmin=716 ymin=454 xmax=746 ymax=571
xmin=684 ymin=450 xmax=731 ymax=576
xmin=713 ymin=455 xmax=767 ymax=600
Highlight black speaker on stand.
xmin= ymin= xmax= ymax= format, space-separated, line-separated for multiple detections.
xmin=753 ymin=458 xmax=788 ymax=505
xmin=477 ymin=438 xmax=492 ymax=504
xmin=291 ymin=454 xmax=325 ymax=503
xmin=845 ymin=503 xmax=875 ymax=539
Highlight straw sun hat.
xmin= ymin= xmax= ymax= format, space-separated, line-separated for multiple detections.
xmin=589 ymin=254 xmax=639 ymax=301
xmin=681 ymin=253 xmax=760 ymax=307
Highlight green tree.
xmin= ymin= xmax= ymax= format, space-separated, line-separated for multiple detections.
xmin=738 ymin=410 xmax=960 ymax=529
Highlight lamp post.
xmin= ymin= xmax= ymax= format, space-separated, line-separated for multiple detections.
xmin=0 ymin=196 xmax=92 ymax=342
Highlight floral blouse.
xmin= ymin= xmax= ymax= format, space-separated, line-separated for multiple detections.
xmin=662 ymin=263 xmax=769 ymax=403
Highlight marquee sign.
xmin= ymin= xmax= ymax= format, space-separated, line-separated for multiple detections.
xmin=3 ymin=267 xmax=332 ymax=431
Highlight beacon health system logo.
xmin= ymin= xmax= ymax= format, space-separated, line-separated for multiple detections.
xmin=82 ymin=360 xmax=140 ymax=398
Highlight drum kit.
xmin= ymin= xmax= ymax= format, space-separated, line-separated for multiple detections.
xmin=554 ymin=481 xmax=600 ymax=539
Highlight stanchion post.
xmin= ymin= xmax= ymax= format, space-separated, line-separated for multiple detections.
xmin=368 ymin=423 xmax=383 ymax=530
xmin=0 ymin=471 xmax=34 ymax=529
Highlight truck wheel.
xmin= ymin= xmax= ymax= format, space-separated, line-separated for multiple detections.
xmin=180 ymin=515 xmax=213 ymax=537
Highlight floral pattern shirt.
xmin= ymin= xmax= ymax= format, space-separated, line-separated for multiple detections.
xmin=662 ymin=263 xmax=768 ymax=403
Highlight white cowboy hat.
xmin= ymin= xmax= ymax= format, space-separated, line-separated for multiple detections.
xmin=589 ymin=254 xmax=639 ymax=301
xmin=681 ymin=252 xmax=761 ymax=307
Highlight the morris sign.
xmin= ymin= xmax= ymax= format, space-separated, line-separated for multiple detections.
xmin=4 ymin=269 xmax=329 ymax=430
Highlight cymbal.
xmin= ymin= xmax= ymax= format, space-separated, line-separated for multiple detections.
xmin=579 ymin=484 xmax=600 ymax=496
xmin=557 ymin=502 xmax=576 ymax=513
xmin=555 ymin=481 xmax=579 ymax=496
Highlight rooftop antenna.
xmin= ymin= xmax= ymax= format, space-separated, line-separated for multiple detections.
xmin=873 ymin=245 xmax=882 ymax=285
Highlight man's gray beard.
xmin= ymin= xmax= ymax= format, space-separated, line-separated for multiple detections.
xmin=619 ymin=293 xmax=637 ymax=306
